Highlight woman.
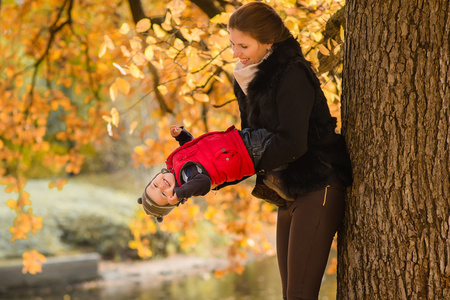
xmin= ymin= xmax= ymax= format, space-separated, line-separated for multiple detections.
xmin=228 ymin=2 xmax=353 ymax=300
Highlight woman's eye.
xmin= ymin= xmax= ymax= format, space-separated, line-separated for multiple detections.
xmin=162 ymin=192 xmax=166 ymax=197
xmin=242 ymin=46 xmax=247 ymax=49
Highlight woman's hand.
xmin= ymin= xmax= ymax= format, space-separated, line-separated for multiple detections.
xmin=170 ymin=125 xmax=182 ymax=137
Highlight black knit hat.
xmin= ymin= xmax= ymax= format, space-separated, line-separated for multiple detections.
xmin=137 ymin=169 xmax=176 ymax=223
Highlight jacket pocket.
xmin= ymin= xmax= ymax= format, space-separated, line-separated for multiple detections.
xmin=214 ymin=148 xmax=242 ymax=182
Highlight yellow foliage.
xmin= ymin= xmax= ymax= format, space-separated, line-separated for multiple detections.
xmin=48 ymin=179 xmax=68 ymax=191
xmin=2 ymin=0 xmax=345 ymax=275
xmin=120 ymin=23 xmax=131 ymax=35
xmin=167 ymin=0 xmax=187 ymax=17
xmin=152 ymin=24 xmax=166 ymax=39
xmin=136 ymin=18 xmax=151 ymax=33
xmin=22 ymin=250 xmax=47 ymax=275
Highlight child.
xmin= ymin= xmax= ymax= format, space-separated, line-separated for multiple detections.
xmin=137 ymin=125 xmax=287 ymax=222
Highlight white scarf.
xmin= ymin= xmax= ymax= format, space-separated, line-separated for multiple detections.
xmin=233 ymin=50 xmax=272 ymax=95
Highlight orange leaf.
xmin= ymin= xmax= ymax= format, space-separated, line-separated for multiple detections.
xmin=6 ymin=199 xmax=17 ymax=210
xmin=214 ymin=269 xmax=225 ymax=278
xmin=109 ymin=82 xmax=118 ymax=101
xmin=318 ymin=44 xmax=330 ymax=56
xmin=119 ymin=23 xmax=130 ymax=35
xmin=144 ymin=46 xmax=154 ymax=61
xmin=116 ymin=77 xmax=130 ymax=95
xmin=136 ymin=18 xmax=151 ymax=33
xmin=48 ymin=178 xmax=68 ymax=190
xmin=111 ymin=108 xmax=119 ymax=127
xmin=22 ymin=250 xmax=46 ymax=275
xmin=104 ymin=35 xmax=114 ymax=49
xmin=129 ymin=121 xmax=138 ymax=135
xmin=157 ymin=85 xmax=168 ymax=95
xmin=193 ymin=93 xmax=209 ymax=102
xmin=153 ymin=24 xmax=165 ymax=39
xmin=129 ymin=64 xmax=144 ymax=79
xmin=167 ymin=0 xmax=186 ymax=16
xmin=183 ymin=96 xmax=194 ymax=105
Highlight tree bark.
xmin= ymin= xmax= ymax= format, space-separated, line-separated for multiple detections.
xmin=339 ymin=0 xmax=450 ymax=299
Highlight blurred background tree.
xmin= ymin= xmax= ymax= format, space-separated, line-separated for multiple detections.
xmin=0 ymin=0 xmax=344 ymax=275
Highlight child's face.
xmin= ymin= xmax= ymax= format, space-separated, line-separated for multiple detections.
xmin=146 ymin=172 xmax=176 ymax=206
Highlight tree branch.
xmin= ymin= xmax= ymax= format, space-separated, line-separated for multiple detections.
xmin=28 ymin=0 xmax=74 ymax=108
xmin=189 ymin=0 xmax=223 ymax=18
xmin=126 ymin=0 xmax=175 ymax=114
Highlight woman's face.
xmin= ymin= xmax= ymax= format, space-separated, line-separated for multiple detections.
xmin=229 ymin=29 xmax=272 ymax=67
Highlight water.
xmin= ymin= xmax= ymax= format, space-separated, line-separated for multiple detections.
xmin=1 ymin=254 xmax=336 ymax=300
xmin=1 ymin=178 xmax=337 ymax=300
xmin=101 ymin=255 xmax=337 ymax=300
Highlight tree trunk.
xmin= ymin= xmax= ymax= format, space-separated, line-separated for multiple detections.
xmin=339 ymin=1 xmax=450 ymax=299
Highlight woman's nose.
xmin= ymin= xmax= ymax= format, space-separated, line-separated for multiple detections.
xmin=233 ymin=49 xmax=240 ymax=58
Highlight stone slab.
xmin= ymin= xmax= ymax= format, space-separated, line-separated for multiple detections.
xmin=0 ymin=253 xmax=99 ymax=291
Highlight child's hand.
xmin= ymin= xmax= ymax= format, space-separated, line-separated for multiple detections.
xmin=170 ymin=125 xmax=182 ymax=137
xmin=167 ymin=193 xmax=179 ymax=205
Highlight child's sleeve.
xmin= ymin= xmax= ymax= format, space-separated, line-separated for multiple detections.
xmin=175 ymin=127 xmax=194 ymax=146
xmin=240 ymin=128 xmax=274 ymax=170
xmin=173 ymin=173 xmax=211 ymax=200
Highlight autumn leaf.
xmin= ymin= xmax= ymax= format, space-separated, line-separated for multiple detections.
xmin=129 ymin=121 xmax=138 ymax=135
xmin=193 ymin=93 xmax=209 ymax=102
xmin=167 ymin=0 xmax=186 ymax=17
xmin=22 ymin=250 xmax=46 ymax=275
xmin=318 ymin=44 xmax=330 ymax=56
xmin=98 ymin=35 xmax=115 ymax=58
xmin=119 ymin=23 xmax=130 ymax=35
xmin=128 ymin=63 xmax=144 ymax=79
xmin=214 ymin=269 xmax=225 ymax=278
xmin=6 ymin=199 xmax=17 ymax=210
xmin=153 ymin=24 xmax=166 ymax=39
xmin=120 ymin=45 xmax=132 ymax=57
xmin=132 ymin=52 xmax=147 ymax=66
xmin=109 ymin=82 xmax=118 ymax=101
xmin=110 ymin=107 xmax=119 ymax=127
xmin=98 ymin=43 xmax=107 ymax=58
xmin=48 ymin=178 xmax=68 ymax=190
xmin=116 ymin=77 xmax=130 ymax=95
xmin=157 ymin=85 xmax=168 ymax=95
xmin=136 ymin=18 xmax=151 ymax=33
xmin=183 ymin=96 xmax=194 ymax=105
xmin=210 ymin=12 xmax=231 ymax=25
xmin=144 ymin=45 xmax=154 ymax=60
xmin=162 ymin=12 xmax=173 ymax=31
xmin=146 ymin=36 xmax=157 ymax=44
xmin=129 ymin=36 xmax=142 ymax=51
xmin=104 ymin=35 xmax=114 ymax=49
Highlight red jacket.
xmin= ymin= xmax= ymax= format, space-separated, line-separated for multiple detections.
xmin=166 ymin=126 xmax=255 ymax=186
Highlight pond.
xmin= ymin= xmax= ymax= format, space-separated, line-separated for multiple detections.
xmin=121 ymin=254 xmax=337 ymax=300
xmin=4 ymin=255 xmax=335 ymax=300
xmin=1 ymin=178 xmax=337 ymax=300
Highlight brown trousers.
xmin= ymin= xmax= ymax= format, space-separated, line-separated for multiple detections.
xmin=276 ymin=182 xmax=345 ymax=300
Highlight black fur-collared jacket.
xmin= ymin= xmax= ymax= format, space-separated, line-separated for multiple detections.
xmin=234 ymin=37 xmax=353 ymax=198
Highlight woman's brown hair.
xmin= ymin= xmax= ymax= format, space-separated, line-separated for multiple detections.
xmin=228 ymin=2 xmax=293 ymax=45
